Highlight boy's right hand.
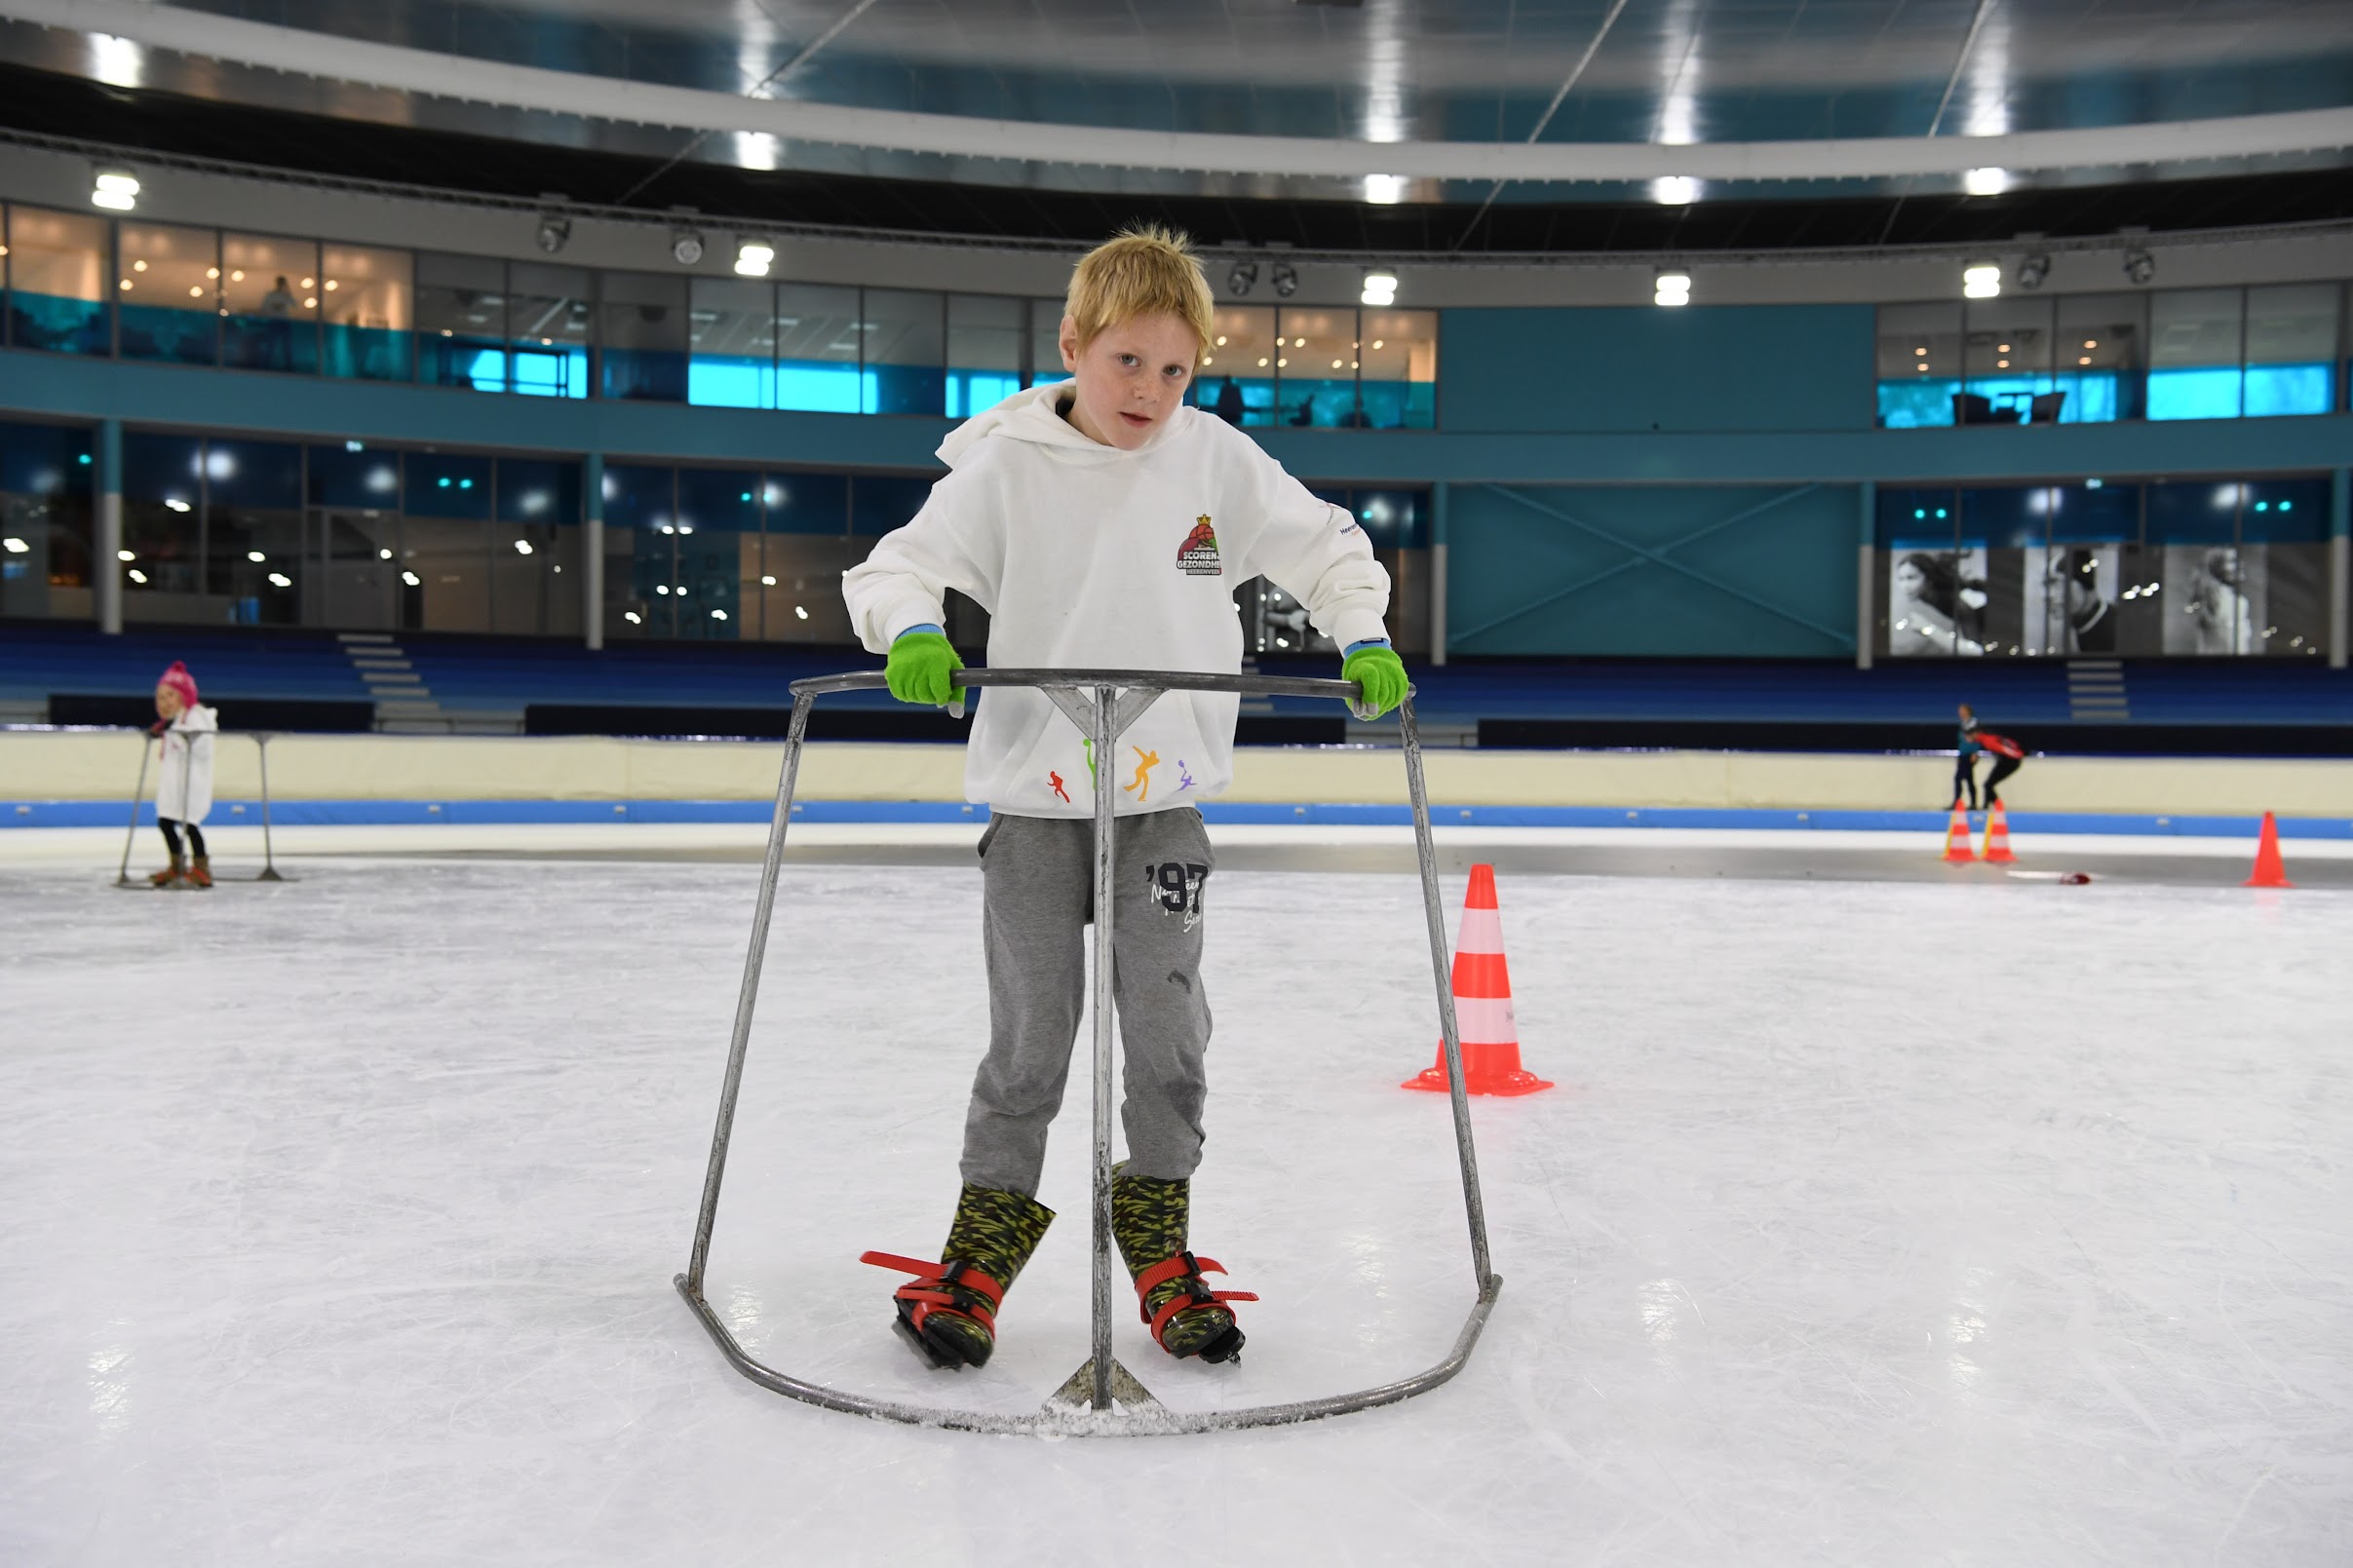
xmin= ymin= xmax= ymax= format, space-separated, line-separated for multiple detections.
xmin=885 ymin=630 xmax=964 ymax=707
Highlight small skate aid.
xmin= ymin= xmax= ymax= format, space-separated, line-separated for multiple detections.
xmin=675 ymin=667 xmax=1503 ymax=1435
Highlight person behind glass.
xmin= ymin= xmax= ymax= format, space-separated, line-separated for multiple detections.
xmin=261 ymin=275 xmax=298 ymax=369
xmin=1890 ymin=552 xmax=1984 ymax=657
xmin=1212 ymin=377 xmax=1245 ymax=426
xmin=2050 ymin=547 xmax=2116 ymax=654
xmin=147 ymin=661 xmax=219 ymax=890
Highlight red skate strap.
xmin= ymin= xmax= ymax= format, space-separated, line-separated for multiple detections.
xmin=858 ymin=1249 xmax=1005 ymax=1332
xmin=1132 ymin=1252 xmax=1257 ymax=1344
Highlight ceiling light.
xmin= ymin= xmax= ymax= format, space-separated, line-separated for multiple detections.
xmin=760 ymin=574 xmax=777 ymax=586
xmin=2016 ymin=253 xmax=2050 ymax=290
xmin=1360 ymin=270 xmax=1398 ymax=306
xmin=2123 ymin=249 xmax=2155 ymax=286
xmin=1225 ymin=261 xmax=1257 ymax=298
xmin=672 ymin=228 xmax=707 ymax=266
xmin=625 ymin=611 xmax=642 ymax=624
xmin=3 ymin=537 xmax=28 ymax=554
xmin=1654 ymin=270 xmax=1691 ymax=307
xmin=514 ymin=540 xmax=534 ymax=555
xmin=1215 ymin=335 xmax=1228 ymax=347
xmin=1651 ymin=175 xmax=1698 ymax=206
xmin=379 ymin=548 xmax=393 ymax=559
xmin=711 ymin=609 xmax=728 ymax=621
xmin=1363 ymin=174 xmax=1407 ymax=205
xmin=164 ymin=498 xmax=191 ymax=513
xmin=403 ymin=571 xmax=421 ymax=586
xmin=128 ymin=569 xmax=147 ymax=584
xmin=734 ymin=238 xmax=775 ymax=277
xmin=1962 ymin=262 xmax=2001 ymax=299
xmin=794 ymin=605 xmax=809 ymax=620
xmin=248 ymin=551 xmax=266 ymax=562
xmin=1963 ymin=167 xmax=2010 ymax=196
xmin=92 ymin=168 xmax=138 ymax=210
xmin=1270 ymin=263 xmax=1299 ymax=298
xmin=267 ymin=572 xmax=291 ymax=588
xmin=536 ymin=214 xmax=571 ymax=254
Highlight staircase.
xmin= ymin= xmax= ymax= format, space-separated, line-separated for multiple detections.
xmin=2065 ymin=659 xmax=2130 ymax=724
xmin=338 ymin=632 xmax=449 ymax=732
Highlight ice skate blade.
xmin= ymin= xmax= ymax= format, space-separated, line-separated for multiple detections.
xmin=1041 ymin=1357 xmax=1163 ymax=1414
xmin=891 ymin=1314 xmax=968 ymax=1371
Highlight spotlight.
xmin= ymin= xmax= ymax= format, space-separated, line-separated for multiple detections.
xmin=92 ymin=168 xmax=138 ymax=211
xmin=1963 ymin=166 xmax=2010 ymax=197
xmin=1654 ymin=270 xmax=1691 ymax=307
xmin=2016 ymin=253 xmax=2050 ymax=291
xmin=1962 ymin=261 xmax=2001 ymax=299
xmin=1360 ymin=270 xmax=1397 ymax=306
xmin=535 ymin=214 xmax=571 ymax=254
xmin=734 ymin=238 xmax=774 ymax=278
xmin=1226 ymin=261 xmax=1258 ymax=298
xmin=2123 ymin=249 xmax=2155 ymax=286
xmin=1270 ymin=262 xmax=1299 ymax=298
xmin=671 ymin=227 xmax=706 ymax=266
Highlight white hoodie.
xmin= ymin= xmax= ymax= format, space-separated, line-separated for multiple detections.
xmin=154 ymin=703 xmax=218 ymax=824
xmin=843 ymin=381 xmax=1391 ymax=819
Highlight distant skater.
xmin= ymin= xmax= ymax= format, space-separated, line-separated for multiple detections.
xmin=147 ymin=661 xmax=219 ymax=889
xmin=1954 ymin=704 xmax=2025 ymax=810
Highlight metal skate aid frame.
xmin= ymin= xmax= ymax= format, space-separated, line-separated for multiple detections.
xmin=675 ymin=669 xmax=1501 ymax=1435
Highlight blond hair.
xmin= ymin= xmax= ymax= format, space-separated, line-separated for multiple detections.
xmin=1063 ymin=225 xmax=1216 ymax=359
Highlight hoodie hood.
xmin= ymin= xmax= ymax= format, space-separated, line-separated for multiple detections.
xmin=936 ymin=379 xmax=1190 ymax=470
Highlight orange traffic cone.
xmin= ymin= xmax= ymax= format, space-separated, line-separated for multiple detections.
xmin=1943 ymin=799 xmax=1978 ymax=862
xmin=1404 ymin=863 xmax=1553 ymax=1097
xmin=1981 ymin=800 xmax=2017 ymax=863
xmin=2244 ymin=811 xmax=2294 ymax=888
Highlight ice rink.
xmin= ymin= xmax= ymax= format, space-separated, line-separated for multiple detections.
xmin=4 ymin=832 xmax=2349 ymax=1564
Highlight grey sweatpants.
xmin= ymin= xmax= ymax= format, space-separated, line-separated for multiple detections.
xmin=962 ymin=807 xmax=1215 ymax=1196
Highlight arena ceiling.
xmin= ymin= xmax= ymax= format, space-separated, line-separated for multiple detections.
xmin=3 ymin=0 xmax=2352 ymax=254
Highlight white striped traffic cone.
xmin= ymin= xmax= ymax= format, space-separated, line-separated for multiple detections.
xmin=1403 ymin=862 xmax=1554 ymax=1097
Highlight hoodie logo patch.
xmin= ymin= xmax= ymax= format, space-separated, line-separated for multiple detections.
xmin=1176 ymin=516 xmax=1222 ymax=577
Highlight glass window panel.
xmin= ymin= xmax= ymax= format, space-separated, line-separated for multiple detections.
xmin=2148 ymin=288 xmax=2244 ymax=420
xmin=311 ymin=508 xmax=403 ymax=631
xmin=1029 ymin=298 xmax=1067 ymax=388
xmin=668 ymin=467 xmax=759 ymax=640
xmin=2243 ymin=283 xmax=2338 ymax=418
xmin=1875 ymin=301 xmax=1962 ymax=427
xmin=2255 ymin=544 xmax=2332 ymax=656
xmin=0 ymin=423 xmax=96 ymax=620
xmin=204 ymin=441 xmax=304 ymax=627
xmin=307 ymin=443 xmax=403 ymax=510
xmin=5 ymin=206 xmax=109 ymax=355
xmin=1961 ymin=295 xmax=2055 ymax=422
xmin=851 ymin=474 xmax=937 ymax=537
xmin=774 ymin=284 xmax=863 ymax=412
xmin=863 ymin=288 xmax=945 ymax=415
xmin=415 ymin=253 xmax=507 ymax=391
xmin=1357 ymin=308 xmax=1437 ymax=429
xmin=689 ymin=278 xmax=776 ymax=409
xmin=601 ymin=464 xmax=673 ymax=638
xmin=2147 ymin=478 xmax=2243 ymax=545
xmin=0 ymin=420 xmax=95 ymax=499
xmin=492 ymin=458 xmax=581 ymax=637
xmin=1272 ymin=307 xmax=1356 ymax=428
xmin=219 ymin=234 xmax=319 ymax=373
xmin=322 ymin=244 xmax=413 ymax=382
xmin=946 ymin=294 xmax=1024 ymax=418
xmin=601 ymin=272 xmax=689 ymax=402
xmin=405 ymin=451 xmax=494 ymax=519
xmin=751 ymin=471 xmax=851 ymax=643
xmin=508 ymin=263 xmax=593 ymax=399
xmin=117 ymin=222 xmax=219 ymax=366
xmin=1877 ymin=486 xmax=1958 ymax=550
xmin=1203 ymin=305 xmax=1276 ymax=427
xmin=2240 ymin=476 xmax=2331 ymax=543
xmin=2053 ymin=293 xmax=2142 ymax=423
xmin=121 ymin=491 xmax=203 ymax=611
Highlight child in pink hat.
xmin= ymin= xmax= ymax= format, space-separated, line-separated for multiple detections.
xmin=147 ymin=661 xmax=219 ymax=889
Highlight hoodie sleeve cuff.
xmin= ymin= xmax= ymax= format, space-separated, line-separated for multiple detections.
xmin=1323 ymin=611 xmax=1392 ymax=652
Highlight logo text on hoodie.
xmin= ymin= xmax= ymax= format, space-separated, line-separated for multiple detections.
xmin=1176 ymin=516 xmax=1222 ymax=577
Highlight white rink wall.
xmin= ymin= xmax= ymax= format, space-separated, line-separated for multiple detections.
xmin=6 ymin=728 xmax=2353 ymax=815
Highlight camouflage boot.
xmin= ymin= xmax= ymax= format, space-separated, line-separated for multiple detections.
xmin=1111 ymin=1163 xmax=1254 ymax=1363
xmin=862 ymin=1182 xmax=1054 ymax=1370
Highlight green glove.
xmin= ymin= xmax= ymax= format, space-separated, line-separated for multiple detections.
xmin=885 ymin=630 xmax=964 ymax=707
xmin=1342 ymin=643 xmax=1408 ymax=719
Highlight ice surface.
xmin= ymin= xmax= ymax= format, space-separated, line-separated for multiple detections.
xmin=2 ymin=848 xmax=2349 ymax=1564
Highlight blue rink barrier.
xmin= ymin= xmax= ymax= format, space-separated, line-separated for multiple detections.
xmin=7 ymin=798 xmax=2353 ymax=837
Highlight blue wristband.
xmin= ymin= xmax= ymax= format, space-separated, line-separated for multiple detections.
xmin=1341 ymin=637 xmax=1392 ymax=658
xmin=896 ymin=623 xmax=945 ymax=640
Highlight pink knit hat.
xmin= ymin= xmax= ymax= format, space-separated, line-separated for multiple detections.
xmin=157 ymin=661 xmax=199 ymax=707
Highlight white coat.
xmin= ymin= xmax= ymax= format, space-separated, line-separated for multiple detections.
xmin=154 ymin=704 xmax=218 ymax=824
xmin=843 ymin=381 xmax=1391 ymax=818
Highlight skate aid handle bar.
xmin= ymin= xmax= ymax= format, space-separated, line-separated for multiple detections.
xmin=790 ymin=667 xmax=1406 ymax=720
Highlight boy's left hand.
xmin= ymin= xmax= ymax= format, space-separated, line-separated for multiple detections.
xmin=1342 ymin=644 xmax=1408 ymax=719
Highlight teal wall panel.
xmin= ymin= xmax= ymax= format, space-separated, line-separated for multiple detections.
xmin=1436 ymin=305 xmax=1875 ymax=435
xmin=1448 ymin=482 xmax=1861 ymax=657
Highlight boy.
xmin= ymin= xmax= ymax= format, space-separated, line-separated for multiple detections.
xmin=843 ymin=227 xmax=1408 ymax=1371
